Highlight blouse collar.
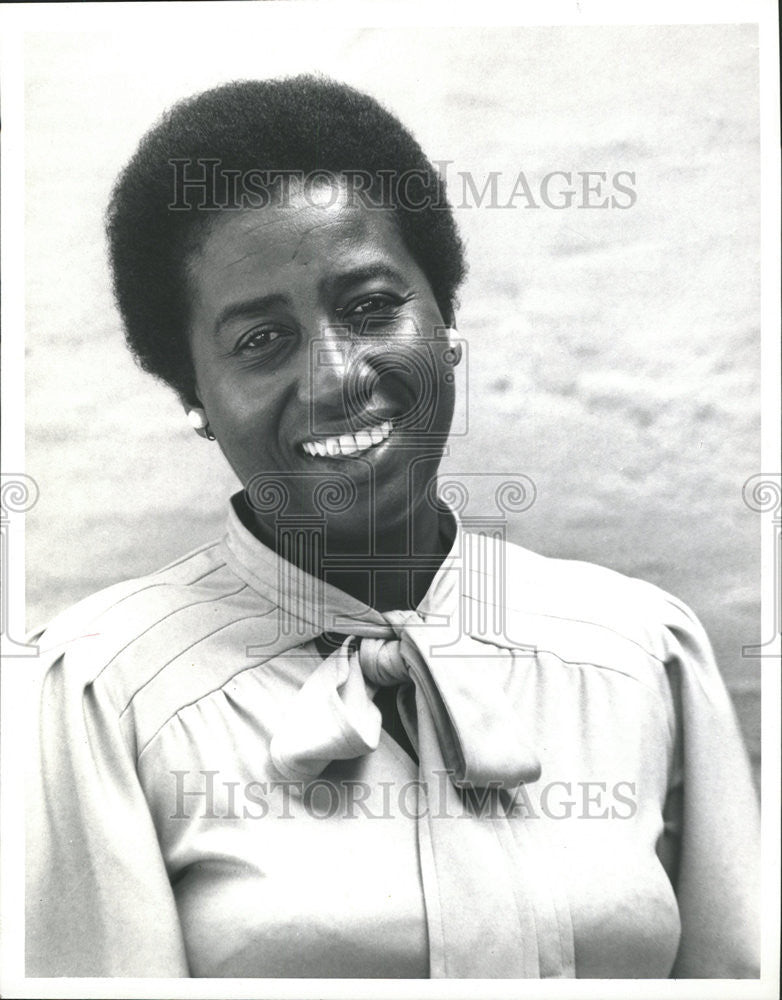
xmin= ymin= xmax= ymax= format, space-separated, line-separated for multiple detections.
xmin=221 ymin=491 xmax=465 ymax=635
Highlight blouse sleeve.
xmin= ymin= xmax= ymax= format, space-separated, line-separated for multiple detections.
xmin=25 ymin=638 xmax=190 ymax=977
xmin=659 ymin=593 xmax=760 ymax=978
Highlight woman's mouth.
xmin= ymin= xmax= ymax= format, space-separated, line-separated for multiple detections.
xmin=300 ymin=419 xmax=393 ymax=458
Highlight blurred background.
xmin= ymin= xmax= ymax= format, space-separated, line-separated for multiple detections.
xmin=24 ymin=23 xmax=760 ymax=783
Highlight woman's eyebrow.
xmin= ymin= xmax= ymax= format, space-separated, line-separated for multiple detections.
xmin=321 ymin=263 xmax=409 ymax=297
xmin=213 ymin=293 xmax=292 ymax=335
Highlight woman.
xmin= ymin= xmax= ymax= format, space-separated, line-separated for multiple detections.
xmin=26 ymin=76 xmax=759 ymax=979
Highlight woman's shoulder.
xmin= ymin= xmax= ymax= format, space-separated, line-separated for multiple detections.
xmin=27 ymin=534 xmax=280 ymax=699
xmin=490 ymin=535 xmax=711 ymax=672
xmin=30 ymin=536 xmax=227 ymax=648
xmin=27 ymin=533 xmax=323 ymax=765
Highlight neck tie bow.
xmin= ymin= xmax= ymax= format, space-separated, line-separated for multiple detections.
xmin=269 ymin=609 xmax=542 ymax=792
xmin=267 ymin=610 xmax=567 ymax=979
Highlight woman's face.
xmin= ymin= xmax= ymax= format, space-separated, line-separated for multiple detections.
xmin=186 ymin=181 xmax=457 ymax=545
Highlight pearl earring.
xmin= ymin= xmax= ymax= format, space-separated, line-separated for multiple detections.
xmin=443 ymin=328 xmax=462 ymax=366
xmin=187 ymin=409 xmax=208 ymax=430
xmin=187 ymin=408 xmax=216 ymax=441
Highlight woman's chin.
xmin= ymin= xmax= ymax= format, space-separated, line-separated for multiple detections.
xmin=241 ymin=441 xmax=446 ymax=534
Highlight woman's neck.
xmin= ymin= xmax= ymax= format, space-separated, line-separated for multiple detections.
xmin=322 ymin=510 xmax=455 ymax=612
xmin=243 ymin=493 xmax=455 ymax=612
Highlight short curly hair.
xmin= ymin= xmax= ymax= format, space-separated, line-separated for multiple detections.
xmin=106 ymin=75 xmax=467 ymax=404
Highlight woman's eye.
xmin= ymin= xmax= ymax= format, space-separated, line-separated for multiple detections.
xmin=343 ymin=294 xmax=397 ymax=319
xmin=235 ymin=329 xmax=285 ymax=354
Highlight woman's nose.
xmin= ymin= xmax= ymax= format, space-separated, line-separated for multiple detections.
xmin=298 ymin=325 xmax=374 ymax=430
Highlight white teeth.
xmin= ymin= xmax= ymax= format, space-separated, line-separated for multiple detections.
xmin=302 ymin=420 xmax=393 ymax=458
xmin=340 ymin=440 xmax=360 ymax=456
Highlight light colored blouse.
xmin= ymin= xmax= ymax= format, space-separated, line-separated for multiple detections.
xmin=26 ymin=496 xmax=759 ymax=978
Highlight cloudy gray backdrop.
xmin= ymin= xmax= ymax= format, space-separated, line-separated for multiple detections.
xmin=24 ymin=24 xmax=760 ymax=780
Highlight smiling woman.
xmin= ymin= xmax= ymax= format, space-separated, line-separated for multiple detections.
xmin=25 ymin=75 xmax=759 ymax=980
xmin=185 ymin=182 xmax=459 ymax=578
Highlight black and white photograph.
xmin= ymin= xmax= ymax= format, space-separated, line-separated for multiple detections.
xmin=1 ymin=1 xmax=779 ymax=996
